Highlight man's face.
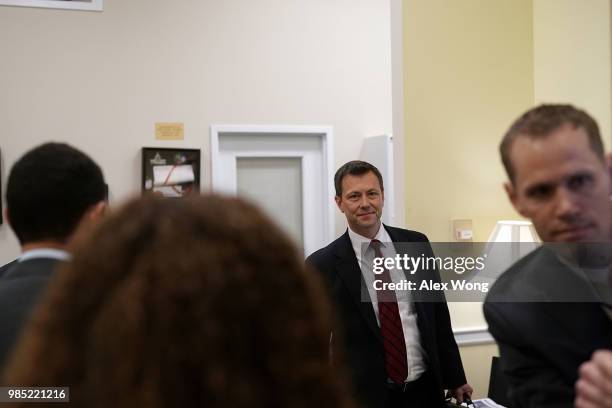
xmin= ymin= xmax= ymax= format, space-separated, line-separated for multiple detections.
xmin=335 ymin=171 xmax=384 ymax=237
xmin=505 ymin=124 xmax=612 ymax=243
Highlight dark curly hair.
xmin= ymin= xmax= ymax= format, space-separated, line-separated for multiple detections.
xmin=2 ymin=195 xmax=354 ymax=408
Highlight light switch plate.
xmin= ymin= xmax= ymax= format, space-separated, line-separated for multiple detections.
xmin=452 ymin=219 xmax=473 ymax=242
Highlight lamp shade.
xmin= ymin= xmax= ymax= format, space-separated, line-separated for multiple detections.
xmin=480 ymin=220 xmax=541 ymax=281
xmin=486 ymin=220 xmax=540 ymax=244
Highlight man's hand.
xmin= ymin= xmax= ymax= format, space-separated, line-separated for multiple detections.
xmin=451 ymin=383 xmax=474 ymax=404
xmin=576 ymin=350 xmax=612 ymax=408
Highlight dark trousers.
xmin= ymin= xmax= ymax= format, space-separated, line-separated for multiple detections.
xmin=384 ymin=371 xmax=444 ymax=408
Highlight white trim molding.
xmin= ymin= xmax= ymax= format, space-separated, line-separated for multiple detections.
xmin=0 ymin=0 xmax=103 ymax=11
xmin=209 ymin=124 xmax=335 ymax=256
xmin=390 ymin=0 xmax=406 ymax=228
xmin=454 ymin=326 xmax=495 ymax=346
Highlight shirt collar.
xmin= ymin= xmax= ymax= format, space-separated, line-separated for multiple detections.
xmin=19 ymin=248 xmax=71 ymax=263
xmin=347 ymin=223 xmax=391 ymax=256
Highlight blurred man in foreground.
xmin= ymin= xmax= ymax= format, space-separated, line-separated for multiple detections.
xmin=484 ymin=104 xmax=612 ymax=407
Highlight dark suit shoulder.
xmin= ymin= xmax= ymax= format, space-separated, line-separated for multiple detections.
xmin=384 ymin=225 xmax=429 ymax=243
xmin=306 ymin=241 xmax=335 ymax=264
xmin=307 ymin=226 xmax=430 ymax=265
xmin=0 ymin=258 xmax=63 ymax=367
xmin=306 ymin=233 xmax=350 ymax=278
xmin=483 ymin=247 xmax=557 ymax=349
xmin=2 ymin=258 xmax=61 ymax=281
xmin=0 ymin=258 xmax=62 ymax=300
xmin=0 ymin=260 xmax=17 ymax=279
xmin=485 ymin=246 xmax=544 ymax=303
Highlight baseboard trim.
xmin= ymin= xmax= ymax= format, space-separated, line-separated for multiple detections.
xmin=454 ymin=327 xmax=495 ymax=346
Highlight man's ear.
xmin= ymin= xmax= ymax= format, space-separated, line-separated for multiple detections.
xmin=334 ymin=195 xmax=344 ymax=213
xmin=504 ymin=181 xmax=526 ymax=217
xmin=67 ymin=201 xmax=107 ymax=248
xmin=86 ymin=201 xmax=107 ymax=221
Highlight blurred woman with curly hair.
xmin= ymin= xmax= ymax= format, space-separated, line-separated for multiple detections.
xmin=2 ymin=195 xmax=354 ymax=408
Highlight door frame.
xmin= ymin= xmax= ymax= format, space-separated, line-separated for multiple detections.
xmin=210 ymin=124 xmax=335 ymax=254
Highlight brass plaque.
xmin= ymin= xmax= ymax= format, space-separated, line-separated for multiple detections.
xmin=155 ymin=123 xmax=184 ymax=140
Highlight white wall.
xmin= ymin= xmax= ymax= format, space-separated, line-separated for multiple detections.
xmin=0 ymin=0 xmax=393 ymax=263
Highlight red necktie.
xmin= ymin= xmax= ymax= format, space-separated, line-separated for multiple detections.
xmin=371 ymin=239 xmax=408 ymax=384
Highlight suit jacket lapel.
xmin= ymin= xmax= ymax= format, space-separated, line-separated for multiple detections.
xmin=334 ymin=231 xmax=383 ymax=344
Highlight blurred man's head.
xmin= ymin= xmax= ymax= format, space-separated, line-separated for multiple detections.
xmin=6 ymin=143 xmax=106 ymax=247
xmin=334 ymin=161 xmax=384 ymax=239
xmin=500 ymin=105 xmax=612 ymax=243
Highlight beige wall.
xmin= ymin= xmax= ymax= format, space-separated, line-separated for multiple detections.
xmin=403 ymin=0 xmax=534 ymax=335
xmin=534 ymin=0 xmax=612 ymax=149
xmin=459 ymin=343 xmax=499 ymax=399
xmin=402 ymin=0 xmax=612 ymax=398
xmin=0 ymin=0 xmax=393 ymax=263
xmin=402 ymin=0 xmax=532 ymax=397
xmin=403 ymin=0 xmax=533 ymax=244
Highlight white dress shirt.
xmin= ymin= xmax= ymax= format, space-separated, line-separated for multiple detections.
xmin=348 ymin=224 xmax=427 ymax=382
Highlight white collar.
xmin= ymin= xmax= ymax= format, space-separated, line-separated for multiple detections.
xmin=347 ymin=223 xmax=391 ymax=253
xmin=19 ymin=248 xmax=71 ymax=263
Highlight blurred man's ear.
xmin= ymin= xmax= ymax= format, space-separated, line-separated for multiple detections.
xmin=67 ymin=201 xmax=107 ymax=249
xmin=76 ymin=201 xmax=107 ymax=233
xmin=87 ymin=201 xmax=107 ymax=221
xmin=504 ymin=181 xmax=525 ymax=217
xmin=4 ymin=208 xmax=9 ymax=227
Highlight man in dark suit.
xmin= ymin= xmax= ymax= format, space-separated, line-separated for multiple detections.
xmin=307 ymin=160 xmax=471 ymax=408
xmin=484 ymin=104 xmax=612 ymax=408
xmin=0 ymin=143 xmax=106 ymax=367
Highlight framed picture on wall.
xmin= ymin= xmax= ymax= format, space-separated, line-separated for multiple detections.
xmin=141 ymin=147 xmax=200 ymax=198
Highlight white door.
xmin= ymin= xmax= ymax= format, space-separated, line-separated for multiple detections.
xmin=210 ymin=125 xmax=334 ymax=256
